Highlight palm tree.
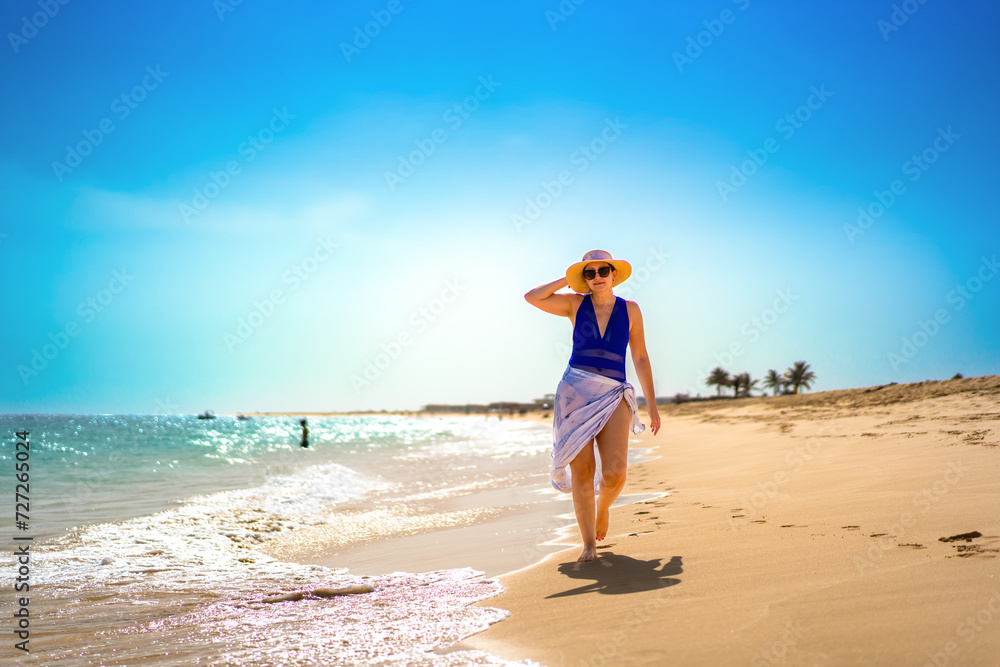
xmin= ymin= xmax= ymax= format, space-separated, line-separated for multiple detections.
xmin=730 ymin=373 xmax=743 ymax=398
xmin=706 ymin=367 xmax=731 ymax=397
xmin=784 ymin=361 xmax=817 ymax=394
xmin=762 ymin=369 xmax=786 ymax=396
xmin=732 ymin=372 xmax=759 ymax=398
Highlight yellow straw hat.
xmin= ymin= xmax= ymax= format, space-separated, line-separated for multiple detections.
xmin=565 ymin=249 xmax=632 ymax=294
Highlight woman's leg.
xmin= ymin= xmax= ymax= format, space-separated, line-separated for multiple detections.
xmin=569 ymin=438 xmax=598 ymax=562
xmin=594 ymin=397 xmax=630 ymax=541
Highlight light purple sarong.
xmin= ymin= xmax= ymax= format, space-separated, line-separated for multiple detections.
xmin=551 ymin=365 xmax=645 ymax=493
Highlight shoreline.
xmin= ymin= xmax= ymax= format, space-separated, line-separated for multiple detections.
xmin=459 ymin=374 xmax=1000 ymax=665
xmin=248 ymin=375 xmax=999 ymax=665
xmin=257 ymin=409 xmax=668 ymax=580
xmin=256 ymin=412 xmax=573 ymax=580
xmin=8 ymin=413 xmax=555 ymax=665
xmin=11 ymin=376 xmax=996 ymax=664
xmin=258 ymin=466 xmax=577 ymax=580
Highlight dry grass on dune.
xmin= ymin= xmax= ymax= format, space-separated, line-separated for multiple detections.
xmin=660 ymin=374 xmax=1000 ymax=416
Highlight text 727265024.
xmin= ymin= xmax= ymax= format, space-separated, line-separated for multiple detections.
xmin=12 ymin=430 xmax=32 ymax=653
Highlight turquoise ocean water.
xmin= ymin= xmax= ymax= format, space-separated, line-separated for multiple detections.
xmin=0 ymin=414 xmax=553 ymax=666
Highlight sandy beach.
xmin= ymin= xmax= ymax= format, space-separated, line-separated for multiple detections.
xmin=12 ymin=379 xmax=997 ymax=665
xmin=454 ymin=376 xmax=1000 ymax=666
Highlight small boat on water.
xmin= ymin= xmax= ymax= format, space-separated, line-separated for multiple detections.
xmin=236 ymin=414 xmax=251 ymax=421
xmin=197 ymin=410 xmax=216 ymax=420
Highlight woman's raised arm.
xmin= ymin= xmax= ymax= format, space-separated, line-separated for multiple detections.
xmin=525 ymin=277 xmax=576 ymax=318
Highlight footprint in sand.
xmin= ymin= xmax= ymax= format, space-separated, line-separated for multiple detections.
xmin=939 ymin=531 xmax=982 ymax=542
xmin=963 ymin=430 xmax=992 ymax=445
xmin=938 ymin=532 xmax=1000 ymax=558
xmin=953 ymin=545 xmax=998 ymax=558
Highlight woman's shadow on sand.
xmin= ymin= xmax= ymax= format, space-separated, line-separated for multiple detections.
xmin=547 ymin=553 xmax=683 ymax=598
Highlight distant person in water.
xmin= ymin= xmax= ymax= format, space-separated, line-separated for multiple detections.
xmin=524 ymin=249 xmax=660 ymax=562
xmin=300 ymin=418 xmax=309 ymax=448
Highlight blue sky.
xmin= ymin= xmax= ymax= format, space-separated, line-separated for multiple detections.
xmin=1 ymin=0 xmax=998 ymax=414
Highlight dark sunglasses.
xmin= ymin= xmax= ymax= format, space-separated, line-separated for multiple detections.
xmin=583 ymin=265 xmax=613 ymax=280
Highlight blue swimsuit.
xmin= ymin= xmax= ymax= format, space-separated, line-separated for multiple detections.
xmin=568 ymin=294 xmax=630 ymax=382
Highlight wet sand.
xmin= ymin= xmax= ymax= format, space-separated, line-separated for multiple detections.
xmin=259 ymin=475 xmax=576 ymax=579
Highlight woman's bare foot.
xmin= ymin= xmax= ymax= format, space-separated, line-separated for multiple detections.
xmin=596 ymin=506 xmax=610 ymax=541
xmin=577 ymin=545 xmax=598 ymax=562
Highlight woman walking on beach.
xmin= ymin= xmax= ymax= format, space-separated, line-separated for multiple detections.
xmin=525 ymin=249 xmax=660 ymax=562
